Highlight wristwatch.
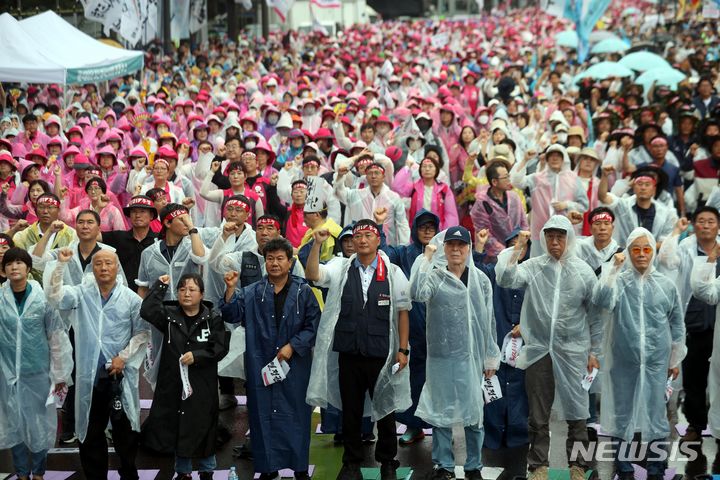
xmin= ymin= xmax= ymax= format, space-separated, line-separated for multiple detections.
xmin=398 ymin=348 xmax=410 ymax=356
xmin=188 ymin=228 xmax=199 ymax=235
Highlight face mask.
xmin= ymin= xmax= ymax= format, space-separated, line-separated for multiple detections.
xmin=267 ymin=114 xmax=279 ymax=125
xmin=245 ymin=141 xmax=256 ymax=150
xmin=301 ymin=91 xmax=310 ymax=98
xmin=478 ymin=115 xmax=489 ymax=124
xmin=147 ymin=105 xmax=155 ymax=113
xmin=556 ymin=133 xmax=568 ymax=144
xmin=304 ymin=107 xmax=316 ymax=116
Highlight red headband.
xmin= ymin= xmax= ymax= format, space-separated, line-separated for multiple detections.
xmin=590 ymin=212 xmax=613 ymax=224
xmin=634 ymin=175 xmax=657 ymax=185
xmin=0 ymin=237 xmax=8 ymax=246
xmin=37 ymin=196 xmax=60 ymax=208
xmin=366 ymin=164 xmax=385 ymax=174
xmin=353 ymin=223 xmax=380 ymax=237
xmin=303 ymin=159 xmax=320 ymax=168
xmin=154 ymin=158 xmax=170 ymax=168
xmin=225 ymin=199 xmax=251 ymax=213
xmin=163 ymin=208 xmax=188 ymax=223
xmin=87 ymin=180 xmax=101 ymax=189
xmin=257 ymin=217 xmax=281 ymax=230
xmin=292 ymin=182 xmax=308 ymax=190
xmin=650 ymin=137 xmax=668 ymax=146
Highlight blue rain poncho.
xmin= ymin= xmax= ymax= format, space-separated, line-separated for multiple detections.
xmin=0 ymin=281 xmax=73 ymax=452
xmin=48 ymin=263 xmax=150 ymax=442
xmin=496 ymin=215 xmax=599 ymax=420
xmin=592 ymin=227 xmax=686 ymax=441
xmin=689 ymin=257 xmax=720 ymax=440
xmin=305 ymin=250 xmax=412 ymax=420
xmin=409 ymin=231 xmax=501 ymax=428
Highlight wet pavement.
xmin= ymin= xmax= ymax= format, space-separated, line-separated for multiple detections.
xmin=1 ymin=379 xmax=718 ymax=479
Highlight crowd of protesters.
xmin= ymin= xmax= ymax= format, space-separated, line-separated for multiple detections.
xmin=1 ymin=2 xmax=720 ymax=480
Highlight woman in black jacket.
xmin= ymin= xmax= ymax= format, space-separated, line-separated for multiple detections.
xmin=140 ymin=273 xmax=230 ymax=480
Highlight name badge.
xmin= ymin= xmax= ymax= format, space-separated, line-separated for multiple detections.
xmin=378 ymin=293 xmax=391 ymax=307
xmin=174 ymin=261 xmax=187 ymax=268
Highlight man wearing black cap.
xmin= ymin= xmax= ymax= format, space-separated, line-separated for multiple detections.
xmin=100 ymin=195 xmax=158 ymax=293
xmin=306 ymin=219 xmax=411 ymax=480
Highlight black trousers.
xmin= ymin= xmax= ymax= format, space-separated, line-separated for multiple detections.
xmin=218 ymin=376 xmax=235 ymax=395
xmin=338 ymin=353 xmax=397 ymax=465
xmin=79 ymin=377 xmax=139 ymax=480
xmin=61 ymin=328 xmax=76 ymax=435
xmin=682 ymin=330 xmax=714 ymax=430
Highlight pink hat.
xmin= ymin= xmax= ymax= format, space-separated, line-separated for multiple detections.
xmin=0 ymin=151 xmax=18 ymax=170
xmin=385 ymin=146 xmax=403 ymax=162
xmin=156 ymin=146 xmax=178 ymax=160
xmin=95 ymin=145 xmax=117 ymax=165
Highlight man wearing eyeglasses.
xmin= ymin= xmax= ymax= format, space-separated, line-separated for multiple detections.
xmin=592 ymin=227 xmax=685 ymax=480
xmin=657 ymin=207 xmax=720 ymax=449
xmin=471 ymin=158 xmax=529 ymax=260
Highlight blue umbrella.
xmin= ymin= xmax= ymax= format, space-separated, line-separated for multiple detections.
xmin=618 ymin=51 xmax=671 ymax=71
xmin=591 ymin=38 xmax=631 ymax=54
xmin=635 ymin=67 xmax=687 ymax=90
xmin=555 ymin=30 xmax=578 ymax=49
xmin=574 ymin=61 xmax=635 ymax=84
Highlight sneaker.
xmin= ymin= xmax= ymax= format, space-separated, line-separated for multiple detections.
xmin=528 ymin=466 xmax=549 ymax=480
xmin=429 ymin=468 xmax=455 ymax=480
xmin=399 ymin=427 xmax=425 ymax=445
xmin=199 ymin=472 xmax=214 ymax=480
xmin=336 ymin=463 xmax=362 ymax=480
xmin=569 ymin=465 xmax=585 ymax=480
xmin=381 ymin=460 xmax=400 ymax=480
xmin=464 ymin=470 xmax=484 ymax=480
xmin=295 ymin=471 xmax=311 ymax=480
xmin=258 ymin=473 xmax=279 ymax=480
xmin=59 ymin=431 xmax=78 ymax=444
xmin=219 ymin=394 xmax=238 ymax=410
xmin=362 ymin=432 xmax=376 ymax=443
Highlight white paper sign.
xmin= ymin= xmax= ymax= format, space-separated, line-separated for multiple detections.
xmin=45 ymin=384 xmax=68 ymax=408
xmin=391 ymin=362 xmax=400 ymax=375
xmin=482 ymin=375 xmax=503 ymax=404
xmin=179 ymin=357 xmax=193 ymax=400
xmin=501 ymin=333 xmax=523 ymax=367
xmin=430 ymin=32 xmax=449 ymax=49
xmin=581 ymin=368 xmax=599 ymax=391
xmin=261 ymin=357 xmax=290 ymax=387
xmin=665 ymin=375 xmax=674 ymax=403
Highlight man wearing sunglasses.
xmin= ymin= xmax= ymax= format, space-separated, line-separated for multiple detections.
xmin=592 ymin=227 xmax=685 ymax=480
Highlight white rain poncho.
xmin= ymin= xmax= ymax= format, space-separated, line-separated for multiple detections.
xmin=657 ymin=233 xmax=708 ymax=312
xmin=38 ymin=240 xmax=128 ymax=293
xmin=600 ymin=193 xmax=677 ymax=248
xmin=136 ymin=237 xmax=207 ymax=388
xmin=408 ymin=231 xmax=501 ymax=428
xmin=495 ymin=215 xmax=599 ymax=420
xmin=0 ymin=281 xmax=73 ymax=451
xmin=689 ymin=257 xmax=720 ymax=439
xmin=305 ymin=250 xmax=412 ymax=421
xmin=199 ymin=223 xmax=257 ymax=308
xmin=49 ymin=265 xmax=149 ymax=442
xmin=592 ymin=228 xmax=686 ymax=441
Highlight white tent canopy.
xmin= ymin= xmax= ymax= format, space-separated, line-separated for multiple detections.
xmin=0 ymin=10 xmax=143 ymax=85
xmin=19 ymin=11 xmax=144 ymax=84
xmin=0 ymin=13 xmax=66 ymax=83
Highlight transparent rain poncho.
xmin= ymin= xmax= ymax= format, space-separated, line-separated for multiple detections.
xmin=408 ymin=230 xmax=501 ymax=428
xmin=49 ymin=267 xmax=149 ymax=442
xmin=690 ymin=256 xmax=720 ymax=440
xmin=495 ymin=215 xmax=599 ymax=420
xmin=592 ymin=227 xmax=686 ymax=441
xmin=0 ymin=281 xmax=73 ymax=452
xmin=305 ymin=250 xmax=412 ymax=421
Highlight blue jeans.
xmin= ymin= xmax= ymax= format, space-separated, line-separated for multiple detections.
xmin=613 ymin=437 xmax=666 ymax=475
xmin=11 ymin=443 xmax=48 ymax=476
xmin=174 ymin=454 xmax=217 ymax=474
xmin=432 ymin=425 xmax=484 ymax=472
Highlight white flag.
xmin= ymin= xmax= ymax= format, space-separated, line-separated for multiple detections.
xmin=266 ymin=0 xmax=295 ymax=22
